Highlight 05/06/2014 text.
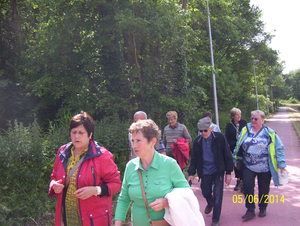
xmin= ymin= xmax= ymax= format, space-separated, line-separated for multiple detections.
xmin=232 ymin=194 xmax=285 ymax=204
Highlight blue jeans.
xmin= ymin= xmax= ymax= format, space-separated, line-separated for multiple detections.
xmin=201 ymin=173 xmax=224 ymax=222
xmin=243 ymin=167 xmax=271 ymax=211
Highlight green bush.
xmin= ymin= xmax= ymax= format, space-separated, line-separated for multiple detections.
xmin=94 ymin=116 xmax=131 ymax=179
xmin=289 ymin=97 xmax=298 ymax=104
xmin=0 ymin=120 xmax=56 ymax=225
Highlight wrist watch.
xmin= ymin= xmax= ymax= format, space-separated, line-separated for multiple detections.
xmin=95 ymin=186 xmax=101 ymax=196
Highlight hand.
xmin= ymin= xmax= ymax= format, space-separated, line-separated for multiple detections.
xmin=234 ymin=163 xmax=237 ymax=168
xmin=280 ymin=167 xmax=286 ymax=173
xmin=188 ymin=176 xmax=194 ymax=184
xmin=74 ymin=186 xmax=97 ymax=200
xmin=51 ymin=179 xmax=64 ymax=194
xmin=225 ymin=174 xmax=231 ymax=186
xmin=149 ymin=198 xmax=168 ymax=211
xmin=114 ymin=220 xmax=124 ymax=226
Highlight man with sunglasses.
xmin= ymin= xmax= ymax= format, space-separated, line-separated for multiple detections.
xmin=188 ymin=118 xmax=233 ymax=226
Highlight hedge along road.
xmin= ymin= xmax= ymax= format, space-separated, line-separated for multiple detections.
xmin=190 ymin=106 xmax=300 ymax=226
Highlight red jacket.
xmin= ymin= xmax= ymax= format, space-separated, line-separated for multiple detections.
xmin=49 ymin=140 xmax=121 ymax=226
xmin=172 ymin=138 xmax=190 ymax=170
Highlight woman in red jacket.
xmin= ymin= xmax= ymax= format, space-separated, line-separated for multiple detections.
xmin=49 ymin=111 xmax=121 ymax=226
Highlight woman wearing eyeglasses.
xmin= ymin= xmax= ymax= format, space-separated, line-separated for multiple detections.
xmin=225 ymin=107 xmax=247 ymax=192
xmin=233 ymin=110 xmax=286 ymax=221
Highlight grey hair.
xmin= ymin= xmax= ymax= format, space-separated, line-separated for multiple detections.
xmin=251 ymin=110 xmax=265 ymax=120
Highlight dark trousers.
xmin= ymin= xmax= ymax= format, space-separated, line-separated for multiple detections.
xmin=243 ymin=167 xmax=271 ymax=211
xmin=234 ymin=165 xmax=243 ymax=180
xmin=201 ymin=173 xmax=224 ymax=222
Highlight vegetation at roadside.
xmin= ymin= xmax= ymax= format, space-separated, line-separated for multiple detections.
xmin=285 ymin=104 xmax=300 ymax=142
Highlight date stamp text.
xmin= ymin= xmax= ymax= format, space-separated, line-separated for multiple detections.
xmin=232 ymin=195 xmax=284 ymax=204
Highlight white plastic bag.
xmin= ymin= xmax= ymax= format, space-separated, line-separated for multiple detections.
xmin=278 ymin=169 xmax=289 ymax=185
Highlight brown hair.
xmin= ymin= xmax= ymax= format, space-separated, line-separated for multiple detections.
xmin=202 ymin=111 xmax=212 ymax=119
xmin=129 ymin=119 xmax=161 ymax=145
xmin=69 ymin=111 xmax=95 ymax=140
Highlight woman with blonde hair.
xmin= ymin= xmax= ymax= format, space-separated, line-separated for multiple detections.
xmin=225 ymin=107 xmax=247 ymax=192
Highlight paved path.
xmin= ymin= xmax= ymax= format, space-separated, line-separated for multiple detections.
xmin=190 ymin=107 xmax=300 ymax=226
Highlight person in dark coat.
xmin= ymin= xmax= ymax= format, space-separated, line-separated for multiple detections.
xmin=188 ymin=118 xmax=233 ymax=226
xmin=225 ymin=107 xmax=247 ymax=192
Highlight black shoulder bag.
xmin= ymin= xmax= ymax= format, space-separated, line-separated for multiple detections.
xmin=236 ymin=126 xmax=264 ymax=170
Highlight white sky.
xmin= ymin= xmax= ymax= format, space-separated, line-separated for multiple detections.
xmin=250 ymin=0 xmax=300 ymax=74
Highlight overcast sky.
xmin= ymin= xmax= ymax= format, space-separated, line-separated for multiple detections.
xmin=250 ymin=0 xmax=300 ymax=74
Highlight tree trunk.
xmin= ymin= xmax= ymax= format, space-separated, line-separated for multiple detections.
xmin=11 ymin=0 xmax=23 ymax=53
xmin=182 ymin=0 xmax=187 ymax=10
xmin=132 ymin=33 xmax=142 ymax=83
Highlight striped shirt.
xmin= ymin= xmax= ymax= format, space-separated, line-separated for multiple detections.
xmin=163 ymin=122 xmax=192 ymax=157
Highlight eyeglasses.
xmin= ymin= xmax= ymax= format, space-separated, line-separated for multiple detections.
xmin=251 ymin=117 xmax=259 ymax=121
xmin=200 ymin=129 xmax=208 ymax=133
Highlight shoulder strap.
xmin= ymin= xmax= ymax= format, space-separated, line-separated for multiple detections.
xmin=64 ymin=155 xmax=85 ymax=187
xmin=230 ymin=121 xmax=237 ymax=129
xmin=242 ymin=126 xmax=264 ymax=158
xmin=139 ymin=169 xmax=152 ymax=225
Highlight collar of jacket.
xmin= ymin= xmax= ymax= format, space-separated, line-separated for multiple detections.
xmin=195 ymin=131 xmax=217 ymax=144
xmin=58 ymin=140 xmax=103 ymax=169
xmin=133 ymin=151 xmax=160 ymax=171
xmin=240 ymin=123 xmax=273 ymax=149
xmin=169 ymin=122 xmax=179 ymax=129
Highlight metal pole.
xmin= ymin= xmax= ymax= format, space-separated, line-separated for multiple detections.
xmin=207 ymin=0 xmax=219 ymax=126
xmin=266 ymin=86 xmax=269 ymax=117
xmin=253 ymin=60 xmax=259 ymax=110
xmin=271 ymin=84 xmax=274 ymax=101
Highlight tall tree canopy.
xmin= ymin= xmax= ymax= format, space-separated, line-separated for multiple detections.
xmin=0 ymin=0 xmax=285 ymax=129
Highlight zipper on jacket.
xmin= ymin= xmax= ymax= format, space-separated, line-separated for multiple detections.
xmin=77 ymin=163 xmax=84 ymax=223
xmin=106 ymin=210 xmax=110 ymax=226
xmin=90 ymin=218 xmax=94 ymax=226
xmin=91 ymin=166 xmax=96 ymax=186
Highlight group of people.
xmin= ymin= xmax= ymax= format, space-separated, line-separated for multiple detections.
xmin=49 ymin=108 xmax=286 ymax=226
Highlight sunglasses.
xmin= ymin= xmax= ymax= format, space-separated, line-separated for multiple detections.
xmin=251 ymin=117 xmax=259 ymax=121
xmin=200 ymin=129 xmax=208 ymax=133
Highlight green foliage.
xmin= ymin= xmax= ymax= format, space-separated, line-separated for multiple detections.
xmin=281 ymin=69 xmax=300 ymax=101
xmin=289 ymin=97 xmax=298 ymax=104
xmin=94 ymin=116 xmax=131 ymax=178
xmin=1 ymin=0 xmax=287 ymax=131
xmin=0 ymin=120 xmax=56 ymax=225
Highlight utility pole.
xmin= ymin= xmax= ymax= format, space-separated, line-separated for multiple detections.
xmin=207 ymin=0 xmax=219 ymax=126
xmin=253 ymin=60 xmax=259 ymax=110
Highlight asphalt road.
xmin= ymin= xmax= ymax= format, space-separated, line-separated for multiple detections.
xmin=190 ymin=106 xmax=300 ymax=226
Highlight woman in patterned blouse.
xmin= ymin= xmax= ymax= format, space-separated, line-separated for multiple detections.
xmin=232 ymin=110 xmax=286 ymax=221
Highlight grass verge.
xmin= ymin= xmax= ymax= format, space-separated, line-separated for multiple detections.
xmin=285 ymin=104 xmax=300 ymax=142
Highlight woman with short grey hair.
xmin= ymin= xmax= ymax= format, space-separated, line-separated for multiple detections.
xmin=233 ymin=110 xmax=286 ymax=221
